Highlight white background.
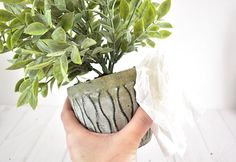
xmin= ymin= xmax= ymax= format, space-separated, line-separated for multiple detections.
xmin=0 ymin=0 xmax=236 ymax=109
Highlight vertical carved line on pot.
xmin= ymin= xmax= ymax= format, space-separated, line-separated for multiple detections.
xmin=87 ymin=95 xmax=102 ymax=133
xmin=126 ymin=81 xmax=138 ymax=116
xmin=123 ymin=84 xmax=134 ymax=117
xmin=74 ymin=98 xmax=88 ymax=128
xmin=98 ymin=92 xmax=112 ymax=133
xmin=117 ymin=86 xmax=129 ymax=123
xmin=71 ymin=100 xmax=80 ymax=119
xmin=82 ymin=96 xmax=97 ymax=132
xmin=106 ymin=90 xmax=119 ymax=131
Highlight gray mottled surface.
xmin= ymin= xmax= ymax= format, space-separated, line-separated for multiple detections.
xmin=68 ymin=68 xmax=152 ymax=147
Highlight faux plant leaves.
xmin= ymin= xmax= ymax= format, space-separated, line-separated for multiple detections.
xmin=120 ymin=0 xmax=130 ymax=20
xmin=0 ymin=9 xmax=15 ymax=22
xmin=0 ymin=0 xmax=172 ymax=109
xmin=24 ymin=22 xmax=49 ymax=35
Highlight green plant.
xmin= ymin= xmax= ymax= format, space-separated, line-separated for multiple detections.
xmin=0 ymin=0 xmax=172 ymax=109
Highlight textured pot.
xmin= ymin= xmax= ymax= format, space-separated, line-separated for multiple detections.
xmin=67 ymin=68 xmax=152 ymax=147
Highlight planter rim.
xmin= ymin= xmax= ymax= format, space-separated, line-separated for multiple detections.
xmin=67 ymin=67 xmax=136 ymax=98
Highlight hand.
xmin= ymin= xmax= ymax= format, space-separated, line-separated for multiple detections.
xmin=61 ymin=98 xmax=153 ymax=162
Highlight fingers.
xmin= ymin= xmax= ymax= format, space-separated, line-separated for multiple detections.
xmin=61 ymin=97 xmax=89 ymax=134
xmin=61 ymin=98 xmax=152 ymax=143
xmin=122 ymin=107 xmax=153 ymax=141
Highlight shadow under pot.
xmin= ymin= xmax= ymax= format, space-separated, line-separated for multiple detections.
xmin=67 ymin=68 xmax=152 ymax=147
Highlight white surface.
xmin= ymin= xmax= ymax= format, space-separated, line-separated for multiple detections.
xmin=0 ymin=0 xmax=236 ymax=109
xmin=0 ymin=105 xmax=236 ymax=162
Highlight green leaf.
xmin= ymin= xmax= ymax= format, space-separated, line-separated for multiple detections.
xmin=0 ymin=0 xmax=25 ymax=4
xmin=92 ymin=47 xmax=113 ymax=55
xmin=143 ymin=2 xmax=156 ymax=28
xmin=6 ymin=33 xmax=13 ymax=50
xmin=113 ymin=15 xmax=120 ymax=29
xmin=137 ymin=0 xmax=149 ymax=19
xmin=121 ymin=40 xmax=128 ymax=52
xmin=24 ymin=22 xmax=49 ymax=35
xmin=41 ymin=83 xmax=48 ymax=97
xmin=29 ymin=92 xmax=38 ymax=110
xmin=53 ymin=60 xmax=63 ymax=84
xmin=157 ymin=0 xmax=171 ymax=19
xmin=44 ymin=9 xmax=52 ymax=27
xmin=61 ymin=12 xmax=74 ymax=31
xmin=0 ymin=9 xmax=15 ymax=22
xmin=0 ymin=39 xmax=3 ymax=53
xmin=74 ymin=13 xmax=82 ymax=24
xmin=60 ymin=54 xmax=68 ymax=81
xmin=25 ymin=12 xmax=33 ymax=25
xmin=20 ymin=48 xmax=43 ymax=56
xmin=148 ymin=31 xmax=161 ymax=38
xmin=36 ymin=39 xmax=51 ymax=53
xmin=27 ymin=59 xmax=54 ymax=70
xmin=146 ymin=38 xmax=155 ymax=47
xmin=120 ymin=0 xmax=129 ymax=20
xmin=15 ymin=78 xmax=27 ymax=92
xmin=0 ymin=22 xmax=9 ymax=31
xmin=44 ymin=0 xmax=51 ymax=10
xmin=17 ymin=90 xmax=31 ymax=107
xmin=47 ymin=50 xmax=65 ymax=57
xmin=27 ymin=67 xmax=38 ymax=78
xmin=7 ymin=59 xmax=33 ymax=70
xmin=3 ymin=3 xmax=24 ymax=14
xmin=37 ymin=69 xmax=45 ymax=80
xmin=134 ymin=19 xmax=144 ymax=38
xmin=81 ymin=38 xmax=97 ymax=49
xmin=31 ymin=78 xmax=38 ymax=98
xmin=42 ymin=39 xmax=69 ymax=52
xmin=51 ymin=27 xmax=66 ymax=42
xmin=32 ymin=14 xmax=49 ymax=26
xmin=100 ymin=30 xmax=113 ymax=43
xmin=158 ymin=22 xmax=173 ymax=28
xmin=29 ymin=78 xmax=39 ymax=109
xmin=9 ymin=18 xmax=23 ymax=30
xmin=71 ymin=45 xmax=82 ymax=65
xmin=11 ymin=28 xmax=24 ymax=48
xmin=148 ymin=24 xmax=159 ymax=31
xmin=101 ymin=22 xmax=113 ymax=33
xmin=130 ymin=0 xmax=140 ymax=10
xmin=55 ymin=0 xmax=66 ymax=10
xmin=19 ymin=79 xmax=31 ymax=92
xmin=159 ymin=30 xmax=171 ymax=38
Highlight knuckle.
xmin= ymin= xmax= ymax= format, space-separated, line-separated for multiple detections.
xmin=137 ymin=115 xmax=152 ymax=126
xmin=60 ymin=111 xmax=65 ymax=122
xmin=61 ymin=110 xmax=69 ymax=124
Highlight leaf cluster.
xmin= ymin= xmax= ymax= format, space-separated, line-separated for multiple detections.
xmin=0 ymin=0 xmax=172 ymax=109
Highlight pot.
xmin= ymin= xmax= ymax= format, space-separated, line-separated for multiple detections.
xmin=67 ymin=68 xmax=152 ymax=147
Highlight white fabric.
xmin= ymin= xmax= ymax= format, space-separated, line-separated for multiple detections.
xmin=134 ymin=50 xmax=200 ymax=157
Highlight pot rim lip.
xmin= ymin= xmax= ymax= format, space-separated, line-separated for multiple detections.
xmin=67 ymin=67 xmax=136 ymax=97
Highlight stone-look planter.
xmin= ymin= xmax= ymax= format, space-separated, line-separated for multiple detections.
xmin=67 ymin=68 xmax=152 ymax=147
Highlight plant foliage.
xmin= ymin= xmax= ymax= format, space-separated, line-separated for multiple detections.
xmin=0 ymin=0 xmax=172 ymax=109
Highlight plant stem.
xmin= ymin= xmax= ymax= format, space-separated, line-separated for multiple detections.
xmin=126 ymin=0 xmax=140 ymax=28
xmin=92 ymin=67 xmax=103 ymax=75
xmin=104 ymin=0 xmax=117 ymax=75
xmin=99 ymin=60 xmax=109 ymax=74
xmin=46 ymin=77 xmax=54 ymax=84
xmin=75 ymin=76 xmax=80 ymax=83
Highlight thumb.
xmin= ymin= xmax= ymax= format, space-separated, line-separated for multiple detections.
xmin=122 ymin=107 xmax=153 ymax=141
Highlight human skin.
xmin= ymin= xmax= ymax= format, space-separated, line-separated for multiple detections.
xmin=61 ymin=97 xmax=153 ymax=162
